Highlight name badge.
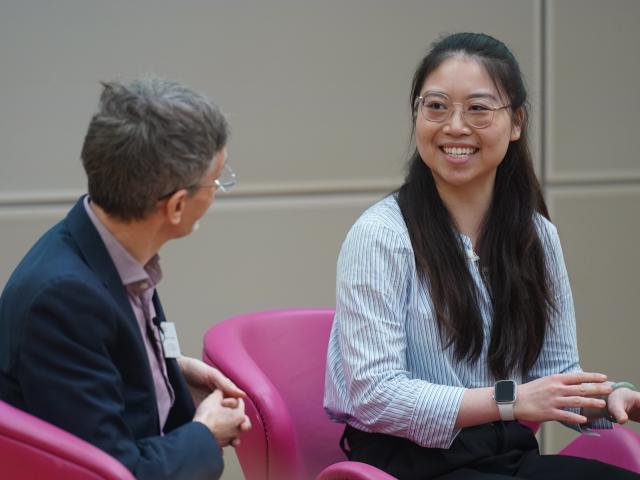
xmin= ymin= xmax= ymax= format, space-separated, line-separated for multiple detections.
xmin=161 ymin=322 xmax=182 ymax=358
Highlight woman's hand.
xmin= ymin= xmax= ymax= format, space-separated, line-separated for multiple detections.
xmin=514 ymin=372 xmax=611 ymax=424
xmin=606 ymin=387 xmax=640 ymax=424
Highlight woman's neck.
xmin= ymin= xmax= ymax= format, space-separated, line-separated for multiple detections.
xmin=437 ymin=182 xmax=494 ymax=249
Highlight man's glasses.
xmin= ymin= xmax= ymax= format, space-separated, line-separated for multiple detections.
xmin=415 ymin=93 xmax=511 ymax=129
xmin=158 ymin=163 xmax=237 ymax=200
xmin=193 ymin=164 xmax=237 ymax=193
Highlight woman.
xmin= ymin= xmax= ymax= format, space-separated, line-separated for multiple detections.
xmin=324 ymin=32 xmax=640 ymax=479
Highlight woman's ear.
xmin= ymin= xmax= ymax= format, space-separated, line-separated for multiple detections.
xmin=162 ymin=189 xmax=188 ymax=225
xmin=510 ymin=107 xmax=524 ymax=141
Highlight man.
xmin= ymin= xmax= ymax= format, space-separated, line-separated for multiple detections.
xmin=0 ymin=77 xmax=250 ymax=479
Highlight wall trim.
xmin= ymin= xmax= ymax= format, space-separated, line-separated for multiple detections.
xmin=0 ymin=178 xmax=402 ymax=208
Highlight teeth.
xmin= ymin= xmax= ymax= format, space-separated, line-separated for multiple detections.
xmin=443 ymin=146 xmax=476 ymax=156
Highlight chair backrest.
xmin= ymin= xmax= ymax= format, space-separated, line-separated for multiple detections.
xmin=0 ymin=400 xmax=134 ymax=480
xmin=558 ymin=424 xmax=640 ymax=473
xmin=203 ymin=308 xmax=343 ymax=480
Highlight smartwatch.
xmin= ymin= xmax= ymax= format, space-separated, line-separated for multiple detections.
xmin=493 ymin=380 xmax=517 ymax=421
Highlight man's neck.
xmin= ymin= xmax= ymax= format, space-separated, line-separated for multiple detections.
xmin=89 ymin=202 xmax=164 ymax=265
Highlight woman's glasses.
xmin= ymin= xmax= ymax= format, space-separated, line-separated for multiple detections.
xmin=415 ymin=93 xmax=510 ymax=129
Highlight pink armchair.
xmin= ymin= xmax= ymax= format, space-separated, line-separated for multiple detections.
xmin=202 ymin=308 xmax=640 ymax=480
xmin=203 ymin=308 xmax=392 ymax=480
xmin=558 ymin=425 xmax=640 ymax=473
xmin=0 ymin=400 xmax=134 ymax=480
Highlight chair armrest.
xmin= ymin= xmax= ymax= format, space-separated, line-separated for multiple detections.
xmin=0 ymin=401 xmax=134 ymax=480
xmin=315 ymin=461 xmax=397 ymax=480
xmin=558 ymin=425 xmax=640 ymax=473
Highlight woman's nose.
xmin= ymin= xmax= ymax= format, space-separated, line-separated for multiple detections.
xmin=444 ymin=104 xmax=471 ymax=134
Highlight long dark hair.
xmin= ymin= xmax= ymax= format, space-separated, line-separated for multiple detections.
xmin=397 ymin=32 xmax=553 ymax=379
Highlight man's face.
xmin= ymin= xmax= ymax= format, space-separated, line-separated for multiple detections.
xmin=176 ymin=147 xmax=227 ymax=238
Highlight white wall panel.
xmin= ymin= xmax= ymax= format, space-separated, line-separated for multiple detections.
xmin=159 ymin=193 xmax=384 ymax=357
xmin=0 ymin=194 xmax=382 ymax=356
xmin=0 ymin=0 xmax=538 ymax=201
xmin=0 ymin=206 xmax=68 ymax=288
xmin=546 ymin=0 xmax=640 ymax=182
xmin=544 ymin=186 xmax=640 ymax=452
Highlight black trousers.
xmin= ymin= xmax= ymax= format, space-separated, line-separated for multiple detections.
xmin=341 ymin=422 xmax=640 ymax=479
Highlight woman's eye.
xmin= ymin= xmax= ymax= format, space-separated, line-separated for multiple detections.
xmin=426 ymin=101 xmax=447 ymax=111
xmin=468 ymin=103 xmax=491 ymax=112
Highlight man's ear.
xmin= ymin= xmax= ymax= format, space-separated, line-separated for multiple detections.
xmin=510 ymin=107 xmax=524 ymax=141
xmin=161 ymin=189 xmax=188 ymax=225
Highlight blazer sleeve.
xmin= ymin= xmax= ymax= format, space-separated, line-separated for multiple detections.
xmin=18 ymin=276 xmax=223 ymax=480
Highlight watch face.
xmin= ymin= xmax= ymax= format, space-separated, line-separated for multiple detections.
xmin=495 ymin=380 xmax=516 ymax=402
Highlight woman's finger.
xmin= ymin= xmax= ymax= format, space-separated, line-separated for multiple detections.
xmin=565 ymin=383 xmax=611 ymax=398
xmin=557 ymin=372 xmax=607 ymax=385
xmin=557 ymin=396 xmax=606 ymax=410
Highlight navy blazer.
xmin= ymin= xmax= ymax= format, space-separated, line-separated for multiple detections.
xmin=0 ymin=197 xmax=223 ymax=480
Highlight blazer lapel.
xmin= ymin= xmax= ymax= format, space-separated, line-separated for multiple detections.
xmin=65 ymin=196 xmax=141 ymax=341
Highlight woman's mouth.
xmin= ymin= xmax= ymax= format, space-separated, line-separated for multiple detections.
xmin=440 ymin=146 xmax=478 ymax=164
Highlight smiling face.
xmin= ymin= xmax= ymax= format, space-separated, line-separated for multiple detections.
xmin=415 ymin=55 xmax=521 ymax=200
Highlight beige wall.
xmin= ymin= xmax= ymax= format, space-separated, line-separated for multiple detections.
xmin=0 ymin=0 xmax=637 ymax=477
xmin=541 ymin=0 xmax=640 ymax=452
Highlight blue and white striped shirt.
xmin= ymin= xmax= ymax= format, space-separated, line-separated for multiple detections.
xmin=324 ymin=194 xmax=607 ymax=449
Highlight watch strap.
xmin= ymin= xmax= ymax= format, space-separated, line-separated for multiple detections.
xmin=497 ymin=402 xmax=515 ymax=421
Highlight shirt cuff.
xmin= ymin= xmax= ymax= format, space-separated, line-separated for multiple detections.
xmin=562 ymin=407 xmax=613 ymax=435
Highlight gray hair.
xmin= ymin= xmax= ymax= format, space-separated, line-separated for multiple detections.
xmin=81 ymin=76 xmax=228 ymax=220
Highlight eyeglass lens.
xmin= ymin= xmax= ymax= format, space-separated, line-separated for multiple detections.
xmin=214 ymin=164 xmax=237 ymax=192
xmin=419 ymin=95 xmax=498 ymax=128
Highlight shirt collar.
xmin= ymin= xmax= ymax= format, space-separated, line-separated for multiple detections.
xmin=83 ymin=196 xmax=162 ymax=293
xmin=459 ymin=233 xmax=479 ymax=262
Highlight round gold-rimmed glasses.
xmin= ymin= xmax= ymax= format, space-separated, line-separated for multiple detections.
xmin=415 ymin=93 xmax=510 ymax=129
